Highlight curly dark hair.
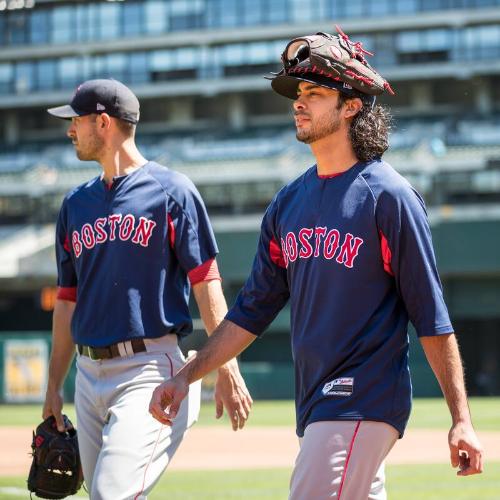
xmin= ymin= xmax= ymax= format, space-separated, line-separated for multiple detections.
xmin=338 ymin=93 xmax=392 ymax=162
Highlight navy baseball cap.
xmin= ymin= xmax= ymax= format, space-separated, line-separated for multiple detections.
xmin=271 ymin=72 xmax=375 ymax=105
xmin=47 ymin=79 xmax=140 ymax=124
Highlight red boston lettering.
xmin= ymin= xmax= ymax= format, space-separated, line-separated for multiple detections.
xmin=336 ymin=233 xmax=364 ymax=268
xmin=298 ymin=228 xmax=314 ymax=258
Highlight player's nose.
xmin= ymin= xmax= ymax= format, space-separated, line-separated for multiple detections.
xmin=293 ymin=97 xmax=306 ymax=111
xmin=66 ymin=124 xmax=75 ymax=139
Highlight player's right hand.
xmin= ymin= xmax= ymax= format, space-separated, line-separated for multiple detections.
xmin=42 ymin=389 xmax=66 ymax=432
xmin=448 ymin=421 xmax=484 ymax=476
xmin=149 ymin=374 xmax=189 ymax=426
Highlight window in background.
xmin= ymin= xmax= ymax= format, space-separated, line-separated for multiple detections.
xmin=76 ymin=4 xmax=98 ymax=42
xmin=122 ymin=1 xmax=143 ymax=37
xmin=371 ymin=33 xmax=397 ymax=67
xmin=51 ymin=7 xmax=73 ymax=44
xmin=212 ymin=0 xmax=238 ymax=28
xmin=0 ymin=64 xmax=13 ymax=95
xmin=103 ymin=54 xmax=128 ymax=82
xmin=6 ymin=11 xmax=28 ymax=45
xmin=29 ymin=9 xmax=50 ymax=45
xmin=221 ymin=40 xmax=282 ymax=76
xmin=463 ymin=25 xmax=500 ymax=60
xmin=0 ymin=16 xmax=4 ymax=45
xmin=340 ymin=0 xmax=365 ymax=18
xmin=80 ymin=57 xmax=93 ymax=84
xmin=394 ymin=0 xmax=418 ymax=14
xmin=367 ymin=0 xmax=392 ymax=16
xmin=247 ymin=42 xmax=271 ymax=65
xmin=145 ymin=0 xmax=168 ymax=35
xmin=266 ymin=0 xmax=288 ymax=24
xmin=167 ymin=47 xmax=198 ymax=79
xmin=14 ymin=62 xmax=34 ymax=94
xmin=36 ymin=60 xmax=57 ymax=91
xmin=200 ymin=46 xmax=222 ymax=80
xmin=223 ymin=43 xmax=244 ymax=66
xmin=421 ymin=0 xmax=447 ymax=10
xmin=129 ymin=53 xmax=150 ymax=84
xmin=240 ymin=0 xmax=263 ymax=26
xmin=58 ymin=57 xmax=81 ymax=88
xmin=397 ymin=29 xmax=451 ymax=64
xmin=175 ymin=47 xmax=197 ymax=69
xmin=289 ymin=0 xmax=316 ymax=23
xmin=150 ymin=50 xmax=173 ymax=81
xmin=100 ymin=3 xmax=121 ymax=40
xmin=169 ymin=0 xmax=205 ymax=30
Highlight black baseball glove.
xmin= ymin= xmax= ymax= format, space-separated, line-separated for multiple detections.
xmin=271 ymin=26 xmax=394 ymax=100
xmin=27 ymin=415 xmax=83 ymax=499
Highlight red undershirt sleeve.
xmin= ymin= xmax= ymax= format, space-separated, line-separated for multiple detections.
xmin=187 ymin=258 xmax=221 ymax=285
xmin=57 ymin=286 xmax=77 ymax=302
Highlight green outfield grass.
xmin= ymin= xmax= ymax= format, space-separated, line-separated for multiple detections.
xmin=1 ymin=397 xmax=499 ymax=429
xmin=1 ymin=463 xmax=498 ymax=500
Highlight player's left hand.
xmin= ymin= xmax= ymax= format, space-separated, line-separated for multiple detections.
xmin=448 ymin=421 xmax=484 ymax=476
xmin=214 ymin=359 xmax=253 ymax=431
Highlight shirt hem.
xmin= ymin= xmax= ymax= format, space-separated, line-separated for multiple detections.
xmin=298 ymin=415 xmax=405 ymax=439
xmin=225 ymin=312 xmax=262 ymax=337
xmin=416 ymin=324 xmax=454 ymax=337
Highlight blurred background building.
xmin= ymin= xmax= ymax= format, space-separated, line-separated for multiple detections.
xmin=0 ymin=0 xmax=499 ymax=402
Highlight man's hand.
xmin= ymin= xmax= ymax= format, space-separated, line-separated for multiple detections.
xmin=42 ymin=388 xmax=66 ymax=432
xmin=149 ymin=374 xmax=190 ymax=426
xmin=214 ymin=358 xmax=253 ymax=431
xmin=449 ymin=422 xmax=483 ymax=476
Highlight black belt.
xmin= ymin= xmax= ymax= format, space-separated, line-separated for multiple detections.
xmin=77 ymin=338 xmax=147 ymax=360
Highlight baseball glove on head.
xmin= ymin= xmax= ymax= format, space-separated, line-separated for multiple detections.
xmin=27 ymin=415 xmax=83 ymax=499
xmin=270 ymin=26 xmax=394 ymax=105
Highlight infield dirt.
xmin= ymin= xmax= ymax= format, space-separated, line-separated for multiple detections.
xmin=1 ymin=426 xmax=498 ymax=476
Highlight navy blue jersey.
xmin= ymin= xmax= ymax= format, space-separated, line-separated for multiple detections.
xmin=55 ymin=161 xmax=218 ymax=346
xmin=226 ymin=159 xmax=452 ymax=437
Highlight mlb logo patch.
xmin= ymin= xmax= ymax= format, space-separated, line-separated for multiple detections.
xmin=322 ymin=377 xmax=354 ymax=397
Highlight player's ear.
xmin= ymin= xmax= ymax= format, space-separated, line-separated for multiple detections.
xmin=96 ymin=113 xmax=112 ymax=130
xmin=343 ymin=97 xmax=363 ymax=119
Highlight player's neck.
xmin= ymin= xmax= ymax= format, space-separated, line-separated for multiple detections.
xmin=310 ymin=134 xmax=359 ymax=176
xmin=99 ymin=139 xmax=147 ymax=184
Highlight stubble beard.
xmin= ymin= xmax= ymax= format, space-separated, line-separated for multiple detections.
xmin=296 ymin=107 xmax=342 ymax=144
xmin=74 ymin=129 xmax=104 ymax=162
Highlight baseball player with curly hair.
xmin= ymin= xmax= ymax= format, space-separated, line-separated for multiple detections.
xmin=43 ymin=79 xmax=253 ymax=499
xmin=150 ymin=29 xmax=483 ymax=498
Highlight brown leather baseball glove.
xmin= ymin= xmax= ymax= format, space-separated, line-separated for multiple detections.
xmin=27 ymin=415 xmax=83 ymax=499
xmin=271 ymin=26 xmax=394 ymax=101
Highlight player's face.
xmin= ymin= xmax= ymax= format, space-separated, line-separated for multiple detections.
xmin=293 ymin=83 xmax=343 ymax=144
xmin=66 ymin=114 xmax=105 ymax=161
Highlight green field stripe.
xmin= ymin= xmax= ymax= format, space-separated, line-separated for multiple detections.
xmin=2 ymin=463 xmax=498 ymax=500
xmin=1 ymin=398 xmax=498 ymax=430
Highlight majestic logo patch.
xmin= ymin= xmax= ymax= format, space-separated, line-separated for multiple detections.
xmin=322 ymin=377 xmax=354 ymax=397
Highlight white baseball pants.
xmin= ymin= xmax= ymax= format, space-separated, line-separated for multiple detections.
xmin=75 ymin=335 xmax=200 ymax=500
xmin=289 ymin=420 xmax=399 ymax=500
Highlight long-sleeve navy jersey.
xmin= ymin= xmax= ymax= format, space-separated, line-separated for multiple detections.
xmin=55 ymin=161 xmax=218 ymax=347
xmin=226 ymin=159 xmax=452 ymax=437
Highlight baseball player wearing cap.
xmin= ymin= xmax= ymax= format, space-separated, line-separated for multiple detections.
xmin=43 ymin=79 xmax=253 ymax=499
xmin=150 ymin=30 xmax=483 ymax=499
